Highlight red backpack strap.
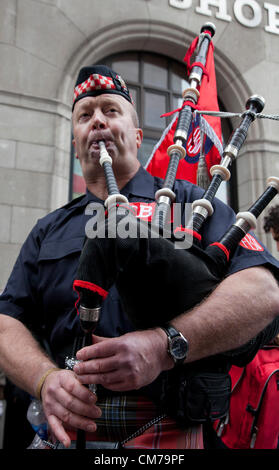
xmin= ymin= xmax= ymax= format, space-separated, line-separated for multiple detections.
xmin=229 ymin=365 xmax=245 ymax=391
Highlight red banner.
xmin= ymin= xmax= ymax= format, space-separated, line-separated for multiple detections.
xmin=145 ymin=35 xmax=222 ymax=185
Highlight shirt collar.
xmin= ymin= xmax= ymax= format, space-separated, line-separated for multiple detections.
xmin=120 ymin=166 xmax=156 ymax=199
xmin=83 ymin=165 xmax=156 ymax=204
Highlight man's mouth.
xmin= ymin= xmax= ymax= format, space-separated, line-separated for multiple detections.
xmin=89 ymin=139 xmax=113 ymax=149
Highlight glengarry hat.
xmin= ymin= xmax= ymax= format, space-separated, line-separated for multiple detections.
xmin=73 ymin=65 xmax=133 ymax=110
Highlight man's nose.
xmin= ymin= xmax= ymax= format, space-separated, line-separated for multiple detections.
xmin=92 ymin=110 xmax=106 ymax=129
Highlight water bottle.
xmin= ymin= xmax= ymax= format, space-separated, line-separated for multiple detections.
xmin=27 ymin=398 xmax=48 ymax=441
xmin=27 ymin=433 xmax=46 ymax=449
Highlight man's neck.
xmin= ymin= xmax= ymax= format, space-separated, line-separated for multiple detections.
xmin=85 ymin=163 xmax=140 ymax=201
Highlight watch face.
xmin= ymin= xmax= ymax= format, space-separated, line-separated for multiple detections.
xmin=171 ymin=337 xmax=188 ymax=360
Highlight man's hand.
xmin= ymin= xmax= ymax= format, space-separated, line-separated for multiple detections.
xmin=41 ymin=369 xmax=102 ymax=448
xmin=73 ymin=329 xmax=174 ymax=392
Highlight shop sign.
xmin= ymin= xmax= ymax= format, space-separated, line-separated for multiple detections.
xmin=169 ymin=0 xmax=279 ymax=35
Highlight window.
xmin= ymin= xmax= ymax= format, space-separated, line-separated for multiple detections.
xmin=69 ymin=51 xmax=237 ymax=210
xmin=109 ymin=52 xmax=189 ymax=167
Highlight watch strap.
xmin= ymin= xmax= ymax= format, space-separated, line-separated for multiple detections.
xmin=162 ymin=324 xmax=181 ymax=339
xmin=161 ymin=324 xmax=188 ymax=365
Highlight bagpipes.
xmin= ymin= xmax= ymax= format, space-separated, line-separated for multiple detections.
xmin=71 ymin=23 xmax=279 ymax=439
xmin=73 ymin=132 xmax=279 ymax=330
xmin=73 ymin=23 xmax=279 ymax=332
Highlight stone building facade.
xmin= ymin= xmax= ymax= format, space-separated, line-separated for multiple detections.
xmin=1 ymin=0 xmax=279 ymax=290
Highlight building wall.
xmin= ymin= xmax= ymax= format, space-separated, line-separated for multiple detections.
xmin=1 ymin=0 xmax=279 ymax=289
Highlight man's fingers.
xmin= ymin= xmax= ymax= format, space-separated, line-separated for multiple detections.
xmin=77 ymin=368 xmax=140 ymax=391
xmin=47 ymin=414 xmax=71 ymax=448
xmin=57 ymin=386 xmax=101 ymax=420
xmin=74 ymin=355 xmax=117 ymax=376
xmin=48 ymin=400 xmax=98 ymax=435
xmin=42 ymin=369 xmax=101 ymax=445
xmin=45 ymin=369 xmax=98 ymax=406
xmin=76 ymin=337 xmax=120 ymax=361
xmin=61 ymin=373 xmax=98 ymax=403
xmin=76 ymin=373 xmax=133 ymax=391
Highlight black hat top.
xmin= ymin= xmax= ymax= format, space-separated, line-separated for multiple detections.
xmin=73 ymin=65 xmax=133 ymax=109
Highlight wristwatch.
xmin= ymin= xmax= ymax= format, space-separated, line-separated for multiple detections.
xmin=161 ymin=324 xmax=189 ymax=365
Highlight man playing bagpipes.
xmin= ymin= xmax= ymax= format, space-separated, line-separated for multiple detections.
xmin=0 ymin=62 xmax=279 ymax=450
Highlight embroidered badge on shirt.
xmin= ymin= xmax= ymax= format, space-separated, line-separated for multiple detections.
xmin=239 ymin=233 xmax=264 ymax=252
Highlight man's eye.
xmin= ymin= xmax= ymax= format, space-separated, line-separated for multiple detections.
xmin=79 ymin=113 xmax=90 ymax=121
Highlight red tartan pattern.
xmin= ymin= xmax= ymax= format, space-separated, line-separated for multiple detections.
xmin=73 ymin=74 xmax=116 ymax=101
xmin=123 ymin=417 xmax=204 ymax=449
xmin=67 ymin=394 xmax=204 ymax=449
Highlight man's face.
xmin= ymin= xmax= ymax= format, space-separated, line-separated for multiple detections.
xmin=270 ymin=228 xmax=279 ymax=252
xmin=72 ymin=94 xmax=143 ymax=181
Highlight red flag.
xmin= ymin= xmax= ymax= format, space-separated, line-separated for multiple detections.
xmin=145 ymin=35 xmax=222 ymax=186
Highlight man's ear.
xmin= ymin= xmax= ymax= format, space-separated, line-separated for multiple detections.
xmin=136 ymin=128 xmax=143 ymax=149
xmin=72 ymin=139 xmax=79 ymax=159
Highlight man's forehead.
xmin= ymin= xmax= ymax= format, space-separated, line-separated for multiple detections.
xmin=74 ymin=93 xmax=127 ymax=110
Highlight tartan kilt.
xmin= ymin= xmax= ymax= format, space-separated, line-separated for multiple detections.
xmin=68 ymin=393 xmax=204 ymax=449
